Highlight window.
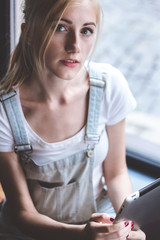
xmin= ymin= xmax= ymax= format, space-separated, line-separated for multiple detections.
xmin=93 ymin=0 xmax=160 ymax=169
xmin=10 ymin=0 xmax=23 ymax=49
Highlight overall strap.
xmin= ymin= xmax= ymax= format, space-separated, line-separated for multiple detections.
xmin=0 ymin=91 xmax=32 ymax=153
xmin=85 ymin=63 xmax=105 ymax=150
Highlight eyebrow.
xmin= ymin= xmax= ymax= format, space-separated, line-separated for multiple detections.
xmin=61 ymin=18 xmax=96 ymax=27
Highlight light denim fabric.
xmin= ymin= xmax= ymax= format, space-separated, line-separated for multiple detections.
xmin=96 ymin=188 xmax=116 ymax=218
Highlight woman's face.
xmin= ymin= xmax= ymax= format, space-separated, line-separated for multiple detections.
xmin=44 ymin=0 xmax=97 ymax=80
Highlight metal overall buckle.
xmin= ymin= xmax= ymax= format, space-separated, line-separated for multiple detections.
xmin=87 ymin=144 xmax=95 ymax=158
xmin=14 ymin=144 xmax=33 ymax=163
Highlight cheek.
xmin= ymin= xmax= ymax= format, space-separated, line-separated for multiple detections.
xmin=45 ymin=42 xmax=59 ymax=62
xmin=83 ymin=40 xmax=95 ymax=56
xmin=46 ymin=37 xmax=66 ymax=60
xmin=45 ymin=49 xmax=53 ymax=62
xmin=45 ymin=50 xmax=57 ymax=66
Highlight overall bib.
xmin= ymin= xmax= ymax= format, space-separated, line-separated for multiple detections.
xmin=0 ymin=65 xmax=113 ymax=239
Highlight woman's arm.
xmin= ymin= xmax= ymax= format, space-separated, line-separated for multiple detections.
xmin=103 ymin=119 xmax=146 ymax=239
xmin=103 ymin=119 xmax=133 ymax=213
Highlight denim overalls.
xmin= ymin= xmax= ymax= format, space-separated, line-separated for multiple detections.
xmin=1 ymin=64 xmax=107 ymax=225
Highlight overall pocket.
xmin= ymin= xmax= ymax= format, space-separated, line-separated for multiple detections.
xmin=28 ymin=179 xmax=79 ymax=223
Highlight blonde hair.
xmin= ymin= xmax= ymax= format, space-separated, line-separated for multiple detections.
xmin=0 ymin=0 xmax=102 ymax=94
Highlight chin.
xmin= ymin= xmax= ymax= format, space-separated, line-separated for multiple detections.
xmin=58 ymin=69 xmax=82 ymax=81
xmin=61 ymin=75 xmax=77 ymax=81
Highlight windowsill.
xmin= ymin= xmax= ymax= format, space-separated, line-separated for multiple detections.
xmin=126 ymin=133 xmax=160 ymax=178
xmin=126 ymin=112 xmax=160 ymax=184
xmin=128 ymin=168 xmax=156 ymax=191
xmin=126 ymin=111 xmax=160 ymax=170
xmin=126 ymin=135 xmax=159 ymax=190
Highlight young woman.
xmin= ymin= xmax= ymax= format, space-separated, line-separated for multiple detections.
xmin=0 ymin=0 xmax=146 ymax=239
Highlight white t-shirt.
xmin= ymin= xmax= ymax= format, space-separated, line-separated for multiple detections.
xmin=0 ymin=63 xmax=136 ymax=199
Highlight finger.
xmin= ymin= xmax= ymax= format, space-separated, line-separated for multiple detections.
xmin=105 ymin=220 xmax=131 ymax=233
xmin=88 ymin=221 xmax=111 ymax=233
xmin=94 ymin=221 xmax=132 ymax=239
xmin=127 ymin=229 xmax=146 ymax=240
xmin=90 ymin=213 xmax=114 ymax=223
xmin=84 ymin=221 xmax=112 ymax=240
xmin=89 ymin=220 xmax=132 ymax=234
xmin=108 ymin=220 xmax=132 ymax=234
xmin=102 ymin=221 xmax=132 ymax=239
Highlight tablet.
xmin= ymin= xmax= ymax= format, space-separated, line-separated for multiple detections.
xmin=114 ymin=178 xmax=160 ymax=230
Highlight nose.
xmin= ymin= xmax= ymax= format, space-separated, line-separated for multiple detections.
xmin=65 ymin=30 xmax=80 ymax=53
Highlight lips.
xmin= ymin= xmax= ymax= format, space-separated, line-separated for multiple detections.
xmin=60 ymin=59 xmax=80 ymax=67
xmin=62 ymin=59 xmax=79 ymax=63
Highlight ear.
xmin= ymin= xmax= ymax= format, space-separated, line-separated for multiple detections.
xmin=21 ymin=23 xmax=31 ymax=44
xmin=21 ymin=23 xmax=27 ymax=34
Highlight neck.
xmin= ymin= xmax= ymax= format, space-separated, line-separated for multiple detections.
xmin=21 ymin=66 xmax=89 ymax=104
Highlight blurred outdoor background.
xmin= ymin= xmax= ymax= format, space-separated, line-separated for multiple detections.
xmin=93 ymin=0 xmax=160 ymax=163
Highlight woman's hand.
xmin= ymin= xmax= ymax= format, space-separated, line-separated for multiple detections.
xmin=83 ymin=213 xmax=133 ymax=240
xmin=127 ymin=229 xmax=146 ymax=240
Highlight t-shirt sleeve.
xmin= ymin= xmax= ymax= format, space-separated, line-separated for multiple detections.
xmin=104 ymin=64 xmax=136 ymax=125
xmin=0 ymin=102 xmax=14 ymax=152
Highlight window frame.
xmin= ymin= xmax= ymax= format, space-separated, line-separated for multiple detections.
xmin=0 ymin=0 xmax=10 ymax=79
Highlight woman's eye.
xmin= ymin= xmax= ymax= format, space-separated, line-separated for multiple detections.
xmin=56 ymin=24 xmax=66 ymax=32
xmin=81 ymin=28 xmax=94 ymax=36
